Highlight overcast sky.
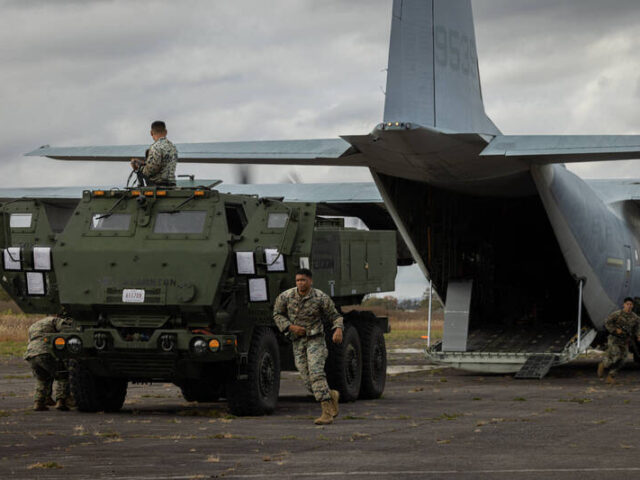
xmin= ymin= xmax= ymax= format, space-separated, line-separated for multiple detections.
xmin=1 ymin=0 xmax=639 ymax=298
xmin=1 ymin=0 xmax=638 ymax=187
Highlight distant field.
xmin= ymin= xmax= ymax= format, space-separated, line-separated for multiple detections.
xmin=344 ymin=305 xmax=443 ymax=348
xmin=0 ymin=300 xmax=39 ymax=356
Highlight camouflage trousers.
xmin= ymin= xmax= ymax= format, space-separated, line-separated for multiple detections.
xmin=292 ymin=334 xmax=331 ymax=402
xmin=27 ymin=354 xmax=69 ymax=403
xmin=602 ymin=337 xmax=630 ymax=375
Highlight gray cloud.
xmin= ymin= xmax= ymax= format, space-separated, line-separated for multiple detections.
xmin=0 ymin=0 xmax=639 ymax=190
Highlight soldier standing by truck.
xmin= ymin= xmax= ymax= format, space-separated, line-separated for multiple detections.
xmin=274 ymin=268 xmax=342 ymax=424
xmin=24 ymin=316 xmax=73 ymax=411
xmin=597 ymin=297 xmax=640 ymax=383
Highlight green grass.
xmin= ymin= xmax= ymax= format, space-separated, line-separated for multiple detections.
xmin=0 ymin=341 xmax=26 ymax=357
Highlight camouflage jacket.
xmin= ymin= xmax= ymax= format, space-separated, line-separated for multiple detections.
xmin=24 ymin=317 xmax=72 ymax=360
xmin=141 ymin=137 xmax=178 ymax=185
xmin=273 ymin=288 xmax=344 ymax=337
xmin=604 ymin=309 xmax=640 ymax=340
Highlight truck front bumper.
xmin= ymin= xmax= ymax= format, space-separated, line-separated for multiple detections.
xmin=50 ymin=329 xmax=238 ymax=381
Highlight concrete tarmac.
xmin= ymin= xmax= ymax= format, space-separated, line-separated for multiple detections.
xmin=1 ymin=353 xmax=640 ymax=479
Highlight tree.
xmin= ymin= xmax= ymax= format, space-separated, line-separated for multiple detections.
xmin=361 ymin=295 xmax=398 ymax=310
xmin=419 ymin=288 xmax=443 ymax=311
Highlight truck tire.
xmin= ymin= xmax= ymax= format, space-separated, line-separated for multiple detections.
xmin=69 ymin=360 xmax=103 ymax=412
xmin=326 ymin=324 xmax=362 ymax=402
xmin=101 ymin=378 xmax=128 ymax=412
xmin=227 ymin=327 xmax=280 ymax=416
xmin=358 ymin=322 xmax=387 ymax=399
xmin=69 ymin=361 xmax=127 ymax=412
xmin=633 ymin=340 xmax=640 ymax=365
xmin=180 ymin=381 xmax=222 ymax=403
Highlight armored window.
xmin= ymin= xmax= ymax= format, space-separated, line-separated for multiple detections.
xmin=154 ymin=211 xmax=207 ymax=234
xmin=9 ymin=213 xmax=32 ymax=229
xmin=267 ymin=212 xmax=288 ymax=229
xmin=225 ymin=204 xmax=247 ymax=235
xmin=91 ymin=213 xmax=132 ymax=231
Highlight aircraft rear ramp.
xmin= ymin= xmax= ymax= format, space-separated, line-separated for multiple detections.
xmin=426 ymin=324 xmax=597 ymax=376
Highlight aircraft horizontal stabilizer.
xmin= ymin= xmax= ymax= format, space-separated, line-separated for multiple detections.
xmin=25 ymin=138 xmax=367 ymax=166
xmin=481 ymin=135 xmax=640 ymax=163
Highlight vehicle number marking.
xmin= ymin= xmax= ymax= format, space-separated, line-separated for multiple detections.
xmin=122 ymin=289 xmax=145 ymax=303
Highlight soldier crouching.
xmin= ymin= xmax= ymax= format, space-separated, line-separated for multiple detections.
xmin=274 ymin=268 xmax=343 ymax=424
xmin=24 ymin=316 xmax=73 ymax=411
xmin=597 ymin=297 xmax=640 ymax=384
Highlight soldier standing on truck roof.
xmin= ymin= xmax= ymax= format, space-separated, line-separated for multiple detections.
xmin=24 ymin=316 xmax=73 ymax=411
xmin=130 ymin=120 xmax=178 ymax=187
xmin=273 ymin=268 xmax=343 ymax=425
xmin=597 ymin=297 xmax=640 ymax=384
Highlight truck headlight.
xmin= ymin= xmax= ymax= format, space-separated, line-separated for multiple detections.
xmin=209 ymin=339 xmax=220 ymax=352
xmin=192 ymin=338 xmax=208 ymax=355
xmin=54 ymin=337 xmax=66 ymax=350
xmin=67 ymin=337 xmax=82 ymax=354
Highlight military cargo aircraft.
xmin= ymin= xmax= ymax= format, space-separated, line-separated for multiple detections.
xmin=5 ymin=0 xmax=640 ymax=377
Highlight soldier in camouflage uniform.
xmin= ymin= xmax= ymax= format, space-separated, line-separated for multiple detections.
xmin=24 ymin=316 xmax=73 ymax=411
xmin=130 ymin=120 xmax=177 ymax=186
xmin=597 ymin=297 xmax=640 ymax=383
xmin=274 ymin=268 xmax=343 ymax=425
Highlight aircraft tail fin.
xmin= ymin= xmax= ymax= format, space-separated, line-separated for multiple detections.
xmin=383 ymin=0 xmax=500 ymax=135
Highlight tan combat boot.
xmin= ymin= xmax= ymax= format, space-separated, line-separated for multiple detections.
xmin=597 ymin=362 xmax=605 ymax=379
xmin=55 ymin=399 xmax=70 ymax=411
xmin=606 ymin=373 xmax=616 ymax=385
xmin=314 ymin=401 xmax=334 ymax=425
xmin=33 ymin=401 xmax=48 ymax=411
xmin=329 ymin=390 xmax=340 ymax=418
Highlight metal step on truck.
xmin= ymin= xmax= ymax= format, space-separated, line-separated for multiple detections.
xmin=0 ymin=184 xmax=397 ymax=414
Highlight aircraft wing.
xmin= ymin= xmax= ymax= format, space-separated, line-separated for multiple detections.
xmin=0 ymin=181 xmax=380 ymax=202
xmin=25 ymin=138 xmax=368 ymax=166
xmin=481 ymin=135 xmax=640 ymax=163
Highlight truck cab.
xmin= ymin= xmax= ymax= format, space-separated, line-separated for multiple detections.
xmin=1 ymin=185 xmax=396 ymax=415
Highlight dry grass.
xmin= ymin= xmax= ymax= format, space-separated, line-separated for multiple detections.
xmin=0 ymin=308 xmax=38 ymax=343
xmin=344 ymin=305 xmax=443 ymax=346
xmin=0 ymin=300 xmax=38 ymax=356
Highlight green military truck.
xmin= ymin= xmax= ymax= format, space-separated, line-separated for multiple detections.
xmin=0 ymin=185 xmax=396 ymax=415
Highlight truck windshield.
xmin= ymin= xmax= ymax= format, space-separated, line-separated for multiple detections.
xmin=91 ymin=213 xmax=132 ymax=231
xmin=154 ymin=211 xmax=207 ymax=234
